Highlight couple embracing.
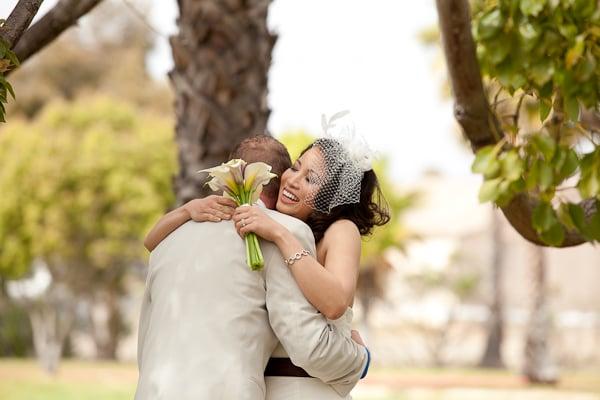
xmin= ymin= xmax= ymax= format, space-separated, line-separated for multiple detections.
xmin=135 ymin=116 xmax=390 ymax=399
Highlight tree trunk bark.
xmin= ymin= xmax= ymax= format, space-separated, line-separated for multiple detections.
xmin=479 ymin=208 xmax=505 ymax=368
xmin=90 ymin=289 xmax=121 ymax=360
xmin=27 ymin=284 xmax=75 ymax=374
xmin=0 ymin=0 xmax=44 ymax=48
xmin=170 ymin=0 xmax=276 ymax=204
xmin=523 ymin=244 xmax=558 ymax=384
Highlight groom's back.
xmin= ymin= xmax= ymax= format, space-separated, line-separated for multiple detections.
xmin=135 ymin=219 xmax=276 ymax=400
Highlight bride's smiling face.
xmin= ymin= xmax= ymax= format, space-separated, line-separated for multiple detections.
xmin=275 ymin=147 xmax=325 ymax=221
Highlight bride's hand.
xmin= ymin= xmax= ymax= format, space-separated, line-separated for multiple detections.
xmin=233 ymin=205 xmax=282 ymax=242
xmin=183 ymin=195 xmax=237 ymax=222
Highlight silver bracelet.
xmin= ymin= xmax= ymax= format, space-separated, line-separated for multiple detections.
xmin=284 ymin=249 xmax=311 ymax=266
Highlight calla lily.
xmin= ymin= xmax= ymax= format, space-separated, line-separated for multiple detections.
xmin=198 ymin=158 xmax=277 ymax=270
xmin=243 ymin=162 xmax=277 ymax=193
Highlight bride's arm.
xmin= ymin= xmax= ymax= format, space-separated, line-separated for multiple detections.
xmin=234 ymin=206 xmax=359 ymax=320
xmin=144 ymin=195 xmax=236 ymax=251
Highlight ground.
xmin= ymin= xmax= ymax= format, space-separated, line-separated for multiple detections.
xmin=0 ymin=359 xmax=598 ymax=400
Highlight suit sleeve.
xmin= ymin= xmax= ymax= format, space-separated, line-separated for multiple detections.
xmin=264 ymin=221 xmax=368 ymax=397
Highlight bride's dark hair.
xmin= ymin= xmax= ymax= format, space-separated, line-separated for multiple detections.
xmin=300 ymin=142 xmax=390 ymax=243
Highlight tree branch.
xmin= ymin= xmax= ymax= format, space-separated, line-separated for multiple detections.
xmin=0 ymin=0 xmax=44 ymax=48
xmin=501 ymin=194 xmax=596 ymax=247
xmin=436 ymin=0 xmax=594 ymax=247
xmin=435 ymin=0 xmax=499 ymax=151
xmin=8 ymin=0 xmax=104 ymax=73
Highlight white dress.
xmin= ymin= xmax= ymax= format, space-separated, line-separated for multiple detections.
xmin=265 ymin=308 xmax=354 ymax=400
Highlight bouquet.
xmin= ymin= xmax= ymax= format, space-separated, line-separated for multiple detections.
xmin=199 ymin=159 xmax=277 ymax=270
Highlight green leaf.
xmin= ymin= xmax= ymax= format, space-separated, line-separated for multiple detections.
xmin=520 ymin=0 xmax=547 ymax=16
xmin=578 ymin=168 xmax=600 ymax=198
xmin=531 ymin=134 xmax=557 ymax=160
xmin=588 ymin=208 xmax=600 ymax=241
xmin=540 ymin=221 xmax=565 ymax=246
xmin=565 ymin=34 xmax=586 ymax=68
xmin=557 ymin=148 xmax=579 ymax=181
xmin=530 ymin=60 xmax=555 ymax=86
xmin=500 ymin=150 xmax=524 ymax=181
xmin=568 ymin=203 xmax=593 ymax=240
xmin=479 ymin=178 xmax=503 ymax=203
xmin=539 ymin=99 xmax=552 ymax=121
xmin=477 ymin=9 xmax=505 ymax=40
xmin=559 ymin=24 xmax=578 ymax=39
xmin=532 ymin=201 xmax=556 ymax=233
xmin=6 ymin=49 xmax=19 ymax=67
xmin=4 ymin=80 xmax=15 ymax=100
xmin=538 ymin=161 xmax=554 ymax=191
xmin=526 ymin=159 xmax=540 ymax=190
xmin=557 ymin=202 xmax=576 ymax=230
xmin=564 ymin=95 xmax=580 ymax=121
xmin=488 ymin=36 xmax=512 ymax=65
xmin=472 ymin=145 xmax=501 ymax=178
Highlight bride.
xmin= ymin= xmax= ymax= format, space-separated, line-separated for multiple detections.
xmin=145 ymin=114 xmax=390 ymax=398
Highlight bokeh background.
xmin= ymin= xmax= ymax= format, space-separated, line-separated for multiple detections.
xmin=0 ymin=1 xmax=599 ymax=399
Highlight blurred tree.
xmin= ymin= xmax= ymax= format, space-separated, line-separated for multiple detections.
xmin=0 ymin=97 xmax=176 ymax=366
xmin=3 ymin=1 xmax=272 ymax=204
xmin=0 ymin=0 xmax=105 ymax=122
xmin=277 ymin=130 xmax=315 ymax=161
xmin=421 ymin=29 xmax=508 ymax=369
xmin=478 ymin=209 xmax=506 ymax=368
xmin=402 ymin=252 xmax=482 ymax=367
xmin=523 ymin=243 xmax=558 ymax=384
xmin=436 ymin=0 xmax=600 ymax=247
xmin=6 ymin=0 xmax=171 ymax=120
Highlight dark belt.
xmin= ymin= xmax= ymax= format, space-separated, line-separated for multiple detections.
xmin=264 ymin=358 xmax=312 ymax=378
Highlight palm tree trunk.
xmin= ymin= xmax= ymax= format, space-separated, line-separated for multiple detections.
xmin=170 ymin=0 xmax=276 ymax=204
xmin=523 ymin=244 xmax=558 ymax=384
xmin=479 ymin=208 xmax=505 ymax=368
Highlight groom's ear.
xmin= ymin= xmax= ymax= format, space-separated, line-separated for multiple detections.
xmin=259 ymin=193 xmax=277 ymax=210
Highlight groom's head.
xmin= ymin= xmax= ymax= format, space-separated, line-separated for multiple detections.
xmin=230 ymin=135 xmax=291 ymax=209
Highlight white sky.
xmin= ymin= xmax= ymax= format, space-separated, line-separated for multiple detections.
xmin=2 ymin=0 xmax=474 ymax=184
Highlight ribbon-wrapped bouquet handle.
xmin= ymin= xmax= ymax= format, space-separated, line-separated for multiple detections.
xmin=199 ymin=159 xmax=277 ymax=270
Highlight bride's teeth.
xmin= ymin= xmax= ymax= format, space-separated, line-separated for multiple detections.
xmin=283 ymin=189 xmax=298 ymax=202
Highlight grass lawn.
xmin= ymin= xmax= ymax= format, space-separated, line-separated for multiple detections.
xmin=0 ymin=359 xmax=598 ymax=400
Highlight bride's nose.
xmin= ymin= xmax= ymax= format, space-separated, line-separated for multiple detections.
xmin=286 ymin=172 xmax=302 ymax=189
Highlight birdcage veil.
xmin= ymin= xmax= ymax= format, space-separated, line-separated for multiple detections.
xmin=303 ymin=111 xmax=377 ymax=214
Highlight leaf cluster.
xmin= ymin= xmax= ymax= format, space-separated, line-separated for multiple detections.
xmin=0 ymin=36 xmax=19 ymax=123
xmin=473 ymin=0 xmax=600 ymax=120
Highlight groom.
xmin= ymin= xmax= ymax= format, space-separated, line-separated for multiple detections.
xmin=135 ymin=135 xmax=369 ymax=399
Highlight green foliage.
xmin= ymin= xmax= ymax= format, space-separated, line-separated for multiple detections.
xmin=0 ymin=37 xmax=19 ymax=123
xmin=470 ymin=0 xmax=600 ymax=246
xmin=473 ymin=0 xmax=600 ymax=111
xmin=277 ymin=130 xmax=315 ymax=161
xmin=0 ymin=302 xmax=33 ymax=357
xmin=0 ymin=97 xmax=176 ymax=279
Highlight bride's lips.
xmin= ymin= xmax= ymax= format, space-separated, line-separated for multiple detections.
xmin=279 ymin=188 xmax=299 ymax=205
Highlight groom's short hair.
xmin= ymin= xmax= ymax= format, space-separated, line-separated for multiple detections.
xmin=230 ymin=135 xmax=291 ymax=201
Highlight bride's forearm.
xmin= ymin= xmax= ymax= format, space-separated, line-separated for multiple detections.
xmin=144 ymin=207 xmax=190 ymax=252
xmin=273 ymin=228 xmax=350 ymax=320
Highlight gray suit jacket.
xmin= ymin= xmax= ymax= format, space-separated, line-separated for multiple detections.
xmin=135 ymin=209 xmax=367 ymax=400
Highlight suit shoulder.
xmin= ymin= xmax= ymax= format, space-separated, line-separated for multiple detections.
xmin=264 ymin=209 xmax=315 ymax=242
